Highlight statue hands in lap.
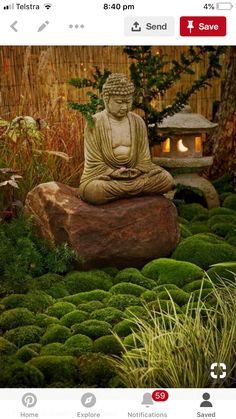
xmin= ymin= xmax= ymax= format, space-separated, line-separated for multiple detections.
xmin=79 ymin=73 xmax=174 ymax=205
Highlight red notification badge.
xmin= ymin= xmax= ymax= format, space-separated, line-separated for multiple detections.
xmin=152 ymin=390 xmax=169 ymax=402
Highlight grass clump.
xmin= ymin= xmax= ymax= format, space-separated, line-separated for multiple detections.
xmin=65 ymin=270 xmax=113 ymax=294
xmin=41 ymin=325 xmax=71 ymax=345
xmin=47 ymin=302 xmax=76 ymax=318
xmin=64 ymin=334 xmax=93 ymax=356
xmin=4 ymin=325 xmax=43 ymax=348
xmin=90 ymin=307 xmax=124 ymax=325
xmin=72 ymin=320 xmax=111 ymax=339
xmin=0 ymin=308 xmax=35 ymax=330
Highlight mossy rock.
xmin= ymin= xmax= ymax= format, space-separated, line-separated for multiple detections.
xmin=124 ymin=306 xmax=148 ymax=320
xmin=77 ymin=353 xmax=115 ymax=387
xmin=206 ymin=263 xmax=236 ymax=283
xmin=210 ymin=223 xmax=236 ymax=238
xmin=72 ymin=320 xmax=111 ymax=339
xmin=222 ymin=194 xmax=236 ymax=211
xmin=156 ymin=289 xmax=190 ymax=306
xmin=90 ymin=307 xmax=124 ymax=325
xmin=62 ymin=290 xmax=110 ymax=305
xmin=29 ymin=355 xmax=78 ymax=384
xmin=1 ymin=291 xmax=54 ymax=313
xmin=35 ymin=314 xmax=60 ymax=328
xmin=94 ymin=335 xmax=123 ymax=355
xmin=105 ymin=294 xmax=140 ymax=310
xmin=172 ymin=233 xmax=236 ymax=270
xmin=0 ymin=359 xmax=44 ymax=387
xmin=65 ymin=270 xmax=113 ymax=294
xmin=0 ymin=337 xmax=17 ymax=355
xmin=183 ymin=279 xmax=213 ymax=293
xmin=64 ymin=334 xmax=93 ymax=356
xmin=178 ymin=203 xmax=208 ymax=221
xmin=40 ymin=343 xmax=66 ymax=356
xmin=41 ymin=325 xmax=71 ymax=345
xmin=78 ymin=301 xmax=104 ymax=313
xmin=188 ymin=222 xmax=209 ymax=234
xmin=4 ymin=325 xmax=43 ymax=348
xmin=140 ymin=290 xmax=157 ymax=302
xmin=142 ymin=258 xmax=203 ymax=287
xmin=208 ymin=215 xmax=236 ymax=229
xmin=0 ymin=308 xmax=35 ymax=331
xmin=60 ymin=310 xmax=88 ymax=327
xmin=114 ymin=268 xmax=156 ymax=289
xmin=113 ymin=319 xmax=135 ymax=337
xmin=179 ymin=223 xmax=193 ymax=239
xmin=16 ymin=346 xmax=39 ymax=362
xmin=110 ymin=282 xmax=146 ymax=297
xmin=47 ymin=302 xmax=76 ymax=319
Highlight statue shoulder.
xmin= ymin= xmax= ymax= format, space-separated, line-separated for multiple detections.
xmin=129 ymin=112 xmax=146 ymax=126
xmin=85 ymin=110 xmax=107 ymax=131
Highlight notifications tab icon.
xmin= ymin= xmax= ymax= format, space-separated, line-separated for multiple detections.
xmin=180 ymin=16 xmax=226 ymax=36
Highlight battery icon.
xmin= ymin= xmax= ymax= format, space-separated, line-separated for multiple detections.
xmin=216 ymin=2 xmax=233 ymax=9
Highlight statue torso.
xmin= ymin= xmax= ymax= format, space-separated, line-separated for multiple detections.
xmin=109 ymin=116 xmax=131 ymax=159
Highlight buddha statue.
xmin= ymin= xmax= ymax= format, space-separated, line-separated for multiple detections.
xmin=79 ymin=73 xmax=174 ymax=205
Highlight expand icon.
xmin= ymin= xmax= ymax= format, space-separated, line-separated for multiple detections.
xmin=210 ymin=363 xmax=227 ymax=379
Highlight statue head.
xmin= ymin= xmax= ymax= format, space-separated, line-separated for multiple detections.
xmin=102 ymin=73 xmax=135 ymax=119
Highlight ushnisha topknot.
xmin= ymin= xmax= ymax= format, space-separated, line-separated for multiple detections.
xmin=102 ymin=73 xmax=135 ymax=102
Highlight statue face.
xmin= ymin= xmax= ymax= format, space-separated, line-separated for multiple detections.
xmin=106 ymin=95 xmax=133 ymax=119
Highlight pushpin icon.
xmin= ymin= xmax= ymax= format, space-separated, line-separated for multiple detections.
xmin=187 ymin=20 xmax=194 ymax=34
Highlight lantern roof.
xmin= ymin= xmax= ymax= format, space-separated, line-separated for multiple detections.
xmin=157 ymin=105 xmax=218 ymax=134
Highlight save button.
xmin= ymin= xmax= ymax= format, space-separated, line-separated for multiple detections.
xmin=180 ymin=16 xmax=226 ymax=36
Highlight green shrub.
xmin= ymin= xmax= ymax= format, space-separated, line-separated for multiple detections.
xmin=115 ymin=268 xmax=156 ymax=289
xmin=4 ymin=326 xmax=43 ymax=348
xmin=90 ymin=307 xmax=124 ymax=325
xmin=35 ymin=314 xmax=60 ymax=328
xmin=64 ymin=334 xmax=93 ymax=356
xmin=72 ymin=320 xmax=111 ymax=339
xmin=77 ymin=353 xmax=115 ymax=387
xmin=140 ymin=290 xmax=157 ymax=302
xmin=29 ymin=356 xmax=78 ymax=384
xmin=156 ymin=289 xmax=190 ymax=306
xmin=188 ymin=222 xmax=209 ymax=234
xmin=62 ymin=290 xmax=110 ymax=305
xmin=65 ymin=270 xmax=113 ymax=294
xmin=110 ymin=283 xmax=146 ymax=297
xmin=94 ymin=335 xmax=123 ymax=355
xmin=60 ymin=310 xmax=88 ymax=327
xmin=183 ymin=279 xmax=213 ymax=292
xmin=47 ymin=302 xmax=76 ymax=318
xmin=41 ymin=325 xmax=71 ymax=345
xmin=222 ymin=194 xmax=236 ymax=211
xmin=206 ymin=263 xmax=236 ymax=283
xmin=113 ymin=319 xmax=135 ymax=337
xmin=40 ymin=343 xmax=66 ymax=356
xmin=1 ymin=291 xmax=54 ymax=312
xmin=210 ymin=223 xmax=236 ymax=237
xmin=105 ymin=294 xmax=140 ymax=310
xmin=142 ymin=258 xmax=203 ymax=287
xmin=0 ymin=359 xmax=44 ymax=387
xmin=0 ymin=337 xmax=17 ymax=355
xmin=16 ymin=346 xmax=39 ymax=362
xmin=172 ymin=233 xmax=236 ymax=270
xmin=0 ymin=308 xmax=35 ymax=330
xmin=78 ymin=301 xmax=104 ymax=313
xmin=178 ymin=203 xmax=208 ymax=221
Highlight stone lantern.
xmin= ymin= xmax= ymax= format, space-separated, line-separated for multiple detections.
xmin=153 ymin=105 xmax=220 ymax=208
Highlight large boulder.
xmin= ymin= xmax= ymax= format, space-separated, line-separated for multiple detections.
xmin=25 ymin=182 xmax=180 ymax=269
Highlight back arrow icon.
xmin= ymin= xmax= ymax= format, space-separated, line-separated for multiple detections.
xmin=10 ymin=21 xmax=18 ymax=32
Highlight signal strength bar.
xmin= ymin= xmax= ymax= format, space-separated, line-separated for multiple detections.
xmin=3 ymin=3 xmax=14 ymax=9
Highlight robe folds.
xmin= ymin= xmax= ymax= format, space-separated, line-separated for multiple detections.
xmin=79 ymin=110 xmax=173 ymax=205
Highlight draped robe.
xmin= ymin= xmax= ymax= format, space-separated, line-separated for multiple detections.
xmin=79 ymin=110 xmax=173 ymax=205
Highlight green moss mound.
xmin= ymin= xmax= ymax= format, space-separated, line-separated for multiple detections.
xmin=179 ymin=223 xmax=192 ymax=239
xmin=172 ymin=234 xmax=236 ymax=270
xmin=210 ymin=223 xmax=236 ymax=238
xmin=47 ymin=302 xmax=76 ymax=319
xmin=102 ymin=267 xmax=119 ymax=279
xmin=140 ymin=290 xmax=157 ymax=302
xmin=90 ymin=307 xmax=124 ymax=325
xmin=124 ymin=306 xmax=147 ymax=320
xmin=41 ymin=325 xmax=71 ymax=345
xmin=153 ymin=284 xmax=180 ymax=292
xmin=64 ymin=334 xmax=93 ymax=356
xmin=77 ymin=353 xmax=115 ymax=387
xmin=105 ymin=294 xmax=140 ymax=310
xmin=35 ymin=314 xmax=60 ymax=328
xmin=72 ymin=320 xmax=111 ymax=339
xmin=212 ymin=174 xmax=234 ymax=194
xmin=113 ymin=319 xmax=135 ymax=337
xmin=222 ymin=194 xmax=236 ymax=211
xmin=226 ymin=236 xmax=236 ymax=247
xmin=94 ymin=335 xmax=123 ymax=355
xmin=60 ymin=310 xmax=88 ymax=327
xmin=40 ymin=343 xmax=66 ymax=356
xmin=142 ymin=258 xmax=203 ymax=287
xmin=115 ymin=268 xmax=156 ymax=289
xmin=156 ymin=289 xmax=190 ymax=306
xmin=16 ymin=346 xmax=39 ymax=362
xmin=192 ymin=288 xmax=213 ymax=301
xmin=110 ymin=282 xmax=146 ymax=297
xmin=123 ymin=333 xmax=140 ymax=349
xmin=147 ymin=299 xmax=181 ymax=314
xmin=78 ymin=301 xmax=104 ymax=313
xmin=65 ymin=270 xmax=113 ymax=294
xmin=209 ymin=207 xmax=236 ymax=217
xmin=0 ymin=337 xmax=17 ymax=355
xmin=183 ymin=279 xmax=213 ymax=292
xmin=62 ymin=290 xmax=110 ymax=305
xmin=4 ymin=326 xmax=43 ymax=348
xmin=178 ymin=203 xmax=208 ymax=221
xmin=208 ymin=215 xmax=236 ymax=229
xmin=0 ymin=360 xmax=44 ymax=387
xmin=32 ymin=273 xmax=64 ymax=290
xmin=177 ymin=216 xmax=190 ymax=225
xmin=29 ymin=356 xmax=78 ymax=384
xmin=206 ymin=263 xmax=236 ymax=282
xmin=0 ymin=308 xmax=35 ymax=331
xmin=188 ymin=222 xmax=209 ymax=234
xmin=1 ymin=291 xmax=54 ymax=312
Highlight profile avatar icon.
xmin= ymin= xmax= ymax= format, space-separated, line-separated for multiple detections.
xmin=200 ymin=393 xmax=213 ymax=408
